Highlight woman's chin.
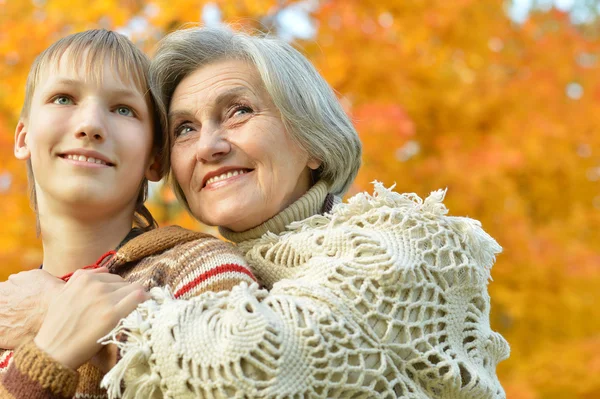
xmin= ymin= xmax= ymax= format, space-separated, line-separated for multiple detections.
xmin=215 ymin=219 xmax=255 ymax=233
xmin=192 ymin=194 xmax=269 ymax=232
xmin=205 ymin=211 xmax=267 ymax=232
xmin=196 ymin=209 xmax=252 ymax=232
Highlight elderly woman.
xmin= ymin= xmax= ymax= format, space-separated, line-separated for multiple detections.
xmin=0 ymin=26 xmax=509 ymax=398
xmin=95 ymin=26 xmax=510 ymax=399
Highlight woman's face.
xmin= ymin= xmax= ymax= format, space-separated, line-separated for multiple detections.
xmin=169 ymin=59 xmax=318 ymax=231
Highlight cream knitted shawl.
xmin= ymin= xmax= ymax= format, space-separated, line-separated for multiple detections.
xmin=101 ymin=182 xmax=510 ymax=399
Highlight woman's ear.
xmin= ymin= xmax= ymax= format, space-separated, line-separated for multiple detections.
xmin=307 ymin=158 xmax=322 ymax=170
xmin=145 ymin=155 xmax=162 ymax=182
xmin=14 ymin=121 xmax=31 ymax=160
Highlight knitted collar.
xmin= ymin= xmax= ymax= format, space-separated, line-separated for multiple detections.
xmin=219 ymin=180 xmax=332 ymax=244
xmin=116 ymin=227 xmax=145 ymax=250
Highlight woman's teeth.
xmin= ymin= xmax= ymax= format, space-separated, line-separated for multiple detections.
xmin=205 ymin=170 xmax=247 ymax=185
xmin=65 ymin=154 xmax=108 ymax=165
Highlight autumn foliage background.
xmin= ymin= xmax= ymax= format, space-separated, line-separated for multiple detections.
xmin=1 ymin=0 xmax=599 ymax=397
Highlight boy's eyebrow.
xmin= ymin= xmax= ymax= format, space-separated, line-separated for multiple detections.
xmin=110 ymin=88 xmax=144 ymax=99
xmin=50 ymin=77 xmax=83 ymax=87
xmin=168 ymin=87 xmax=251 ymax=121
xmin=49 ymin=77 xmax=142 ymax=98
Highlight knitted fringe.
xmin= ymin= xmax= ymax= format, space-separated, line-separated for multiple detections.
xmin=100 ymin=287 xmax=173 ymax=399
xmin=287 ymin=181 xmax=501 ymax=282
xmin=445 ymin=215 xmax=502 ymax=281
xmin=339 ymin=181 xmax=450 ymax=218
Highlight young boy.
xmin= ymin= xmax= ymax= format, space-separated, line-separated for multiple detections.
xmin=0 ymin=29 xmax=255 ymax=399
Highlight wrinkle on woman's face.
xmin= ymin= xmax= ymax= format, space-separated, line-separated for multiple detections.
xmin=169 ymin=59 xmax=313 ymax=231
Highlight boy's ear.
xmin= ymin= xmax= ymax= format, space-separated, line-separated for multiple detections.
xmin=14 ymin=121 xmax=31 ymax=160
xmin=145 ymin=155 xmax=162 ymax=182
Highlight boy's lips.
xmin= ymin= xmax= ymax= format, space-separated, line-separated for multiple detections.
xmin=58 ymin=149 xmax=115 ymax=166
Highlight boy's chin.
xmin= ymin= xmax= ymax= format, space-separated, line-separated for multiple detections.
xmin=57 ymin=187 xmax=133 ymax=216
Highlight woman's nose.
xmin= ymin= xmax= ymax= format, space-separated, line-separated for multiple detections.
xmin=194 ymin=125 xmax=231 ymax=163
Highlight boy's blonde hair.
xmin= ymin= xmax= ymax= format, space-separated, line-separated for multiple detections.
xmin=21 ymin=29 xmax=168 ymax=232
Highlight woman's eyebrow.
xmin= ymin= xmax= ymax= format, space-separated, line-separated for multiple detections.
xmin=168 ymin=109 xmax=193 ymax=122
xmin=214 ymin=87 xmax=251 ymax=108
xmin=168 ymin=87 xmax=252 ymax=121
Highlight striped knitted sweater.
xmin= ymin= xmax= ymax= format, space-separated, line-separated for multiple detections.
xmin=0 ymin=226 xmax=256 ymax=399
xmin=100 ymin=181 xmax=510 ymax=399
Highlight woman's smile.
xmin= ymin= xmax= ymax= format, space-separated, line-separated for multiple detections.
xmin=202 ymin=168 xmax=253 ymax=191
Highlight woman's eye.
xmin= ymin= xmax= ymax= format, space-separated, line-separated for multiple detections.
xmin=175 ymin=124 xmax=194 ymax=137
xmin=231 ymin=105 xmax=253 ymax=118
xmin=53 ymin=96 xmax=73 ymax=105
xmin=116 ymin=106 xmax=134 ymax=117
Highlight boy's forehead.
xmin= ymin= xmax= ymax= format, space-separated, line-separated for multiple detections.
xmin=37 ymin=48 xmax=142 ymax=92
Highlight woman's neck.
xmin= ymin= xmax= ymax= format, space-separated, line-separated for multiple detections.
xmin=37 ymin=202 xmax=135 ymax=277
xmin=219 ymin=180 xmax=333 ymax=244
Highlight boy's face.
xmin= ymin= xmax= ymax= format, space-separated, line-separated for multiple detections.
xmin=14 ymin=50 xmax=160 ymax=219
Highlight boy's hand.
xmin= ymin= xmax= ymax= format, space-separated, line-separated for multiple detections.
xmin=90 ymin=343 xmax=118 ymax=374
xmin=34 ymin=267 xmax=149 ymax=370
xmin=0 ymin=269 xmax=64 ymax=349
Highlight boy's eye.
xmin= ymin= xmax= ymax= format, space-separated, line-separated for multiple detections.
xmin=53 ymin=96 xmax=73 ymax=105
xmin=116 ymin=106 xmax=134 ymax=117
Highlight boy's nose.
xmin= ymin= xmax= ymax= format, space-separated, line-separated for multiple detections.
xmin=75 ymin=129 xmax=104 ymax=141
xmin=74 ymin=105 xmax=106 ymax=142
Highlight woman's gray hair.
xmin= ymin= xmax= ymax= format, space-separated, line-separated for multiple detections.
xmin=150 ymin=25 xmax=362 ymax=200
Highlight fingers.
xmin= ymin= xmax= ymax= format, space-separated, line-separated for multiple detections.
xmin=67 ymin=267 xmax=130 ymax=287
xmin=67 ymin=268 xmax=146 ymax=304
xmin=112 ymin=285 xmax=150 ymax=319
xmin=8 ymin=269 xmax=57 ymax=286
xmin=33 ymin=269 xmax=148 ymax=370
xmin=0 ymin=269 xmax=64 ymax=349
xmin=69 ymin=266 xmax=109 ymax=282
xmin=8 ymin=270 xmax=31 ymax=284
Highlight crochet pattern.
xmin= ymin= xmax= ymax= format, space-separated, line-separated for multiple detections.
xmin=102 ymin=183 xmax=510 ymax=399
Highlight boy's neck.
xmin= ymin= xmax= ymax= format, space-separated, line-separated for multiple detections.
xmin=38 ymin=205 xmax=136 ymax=278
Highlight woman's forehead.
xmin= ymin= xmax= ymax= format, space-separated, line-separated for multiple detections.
xmin=171 ymin=60 xmax=265 ymax=105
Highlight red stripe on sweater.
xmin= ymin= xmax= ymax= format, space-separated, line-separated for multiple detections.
xmin=0 ymin=352 xmax=13 ymax=369
xmin=174 ymin=264 xmax=256 ymax=299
